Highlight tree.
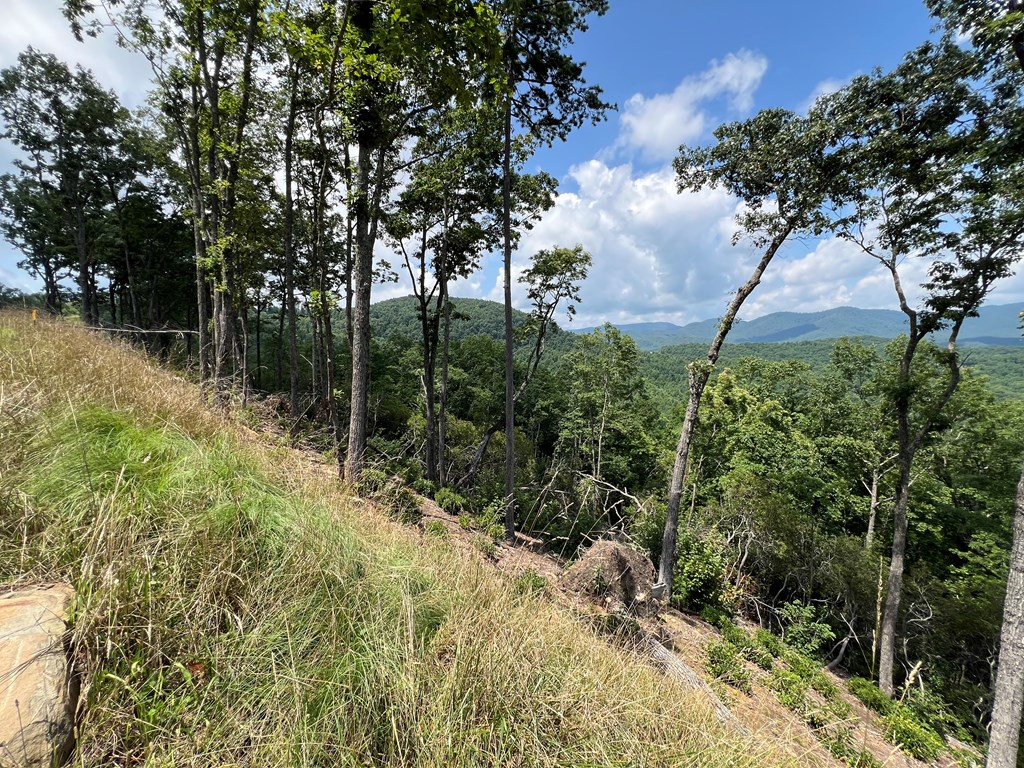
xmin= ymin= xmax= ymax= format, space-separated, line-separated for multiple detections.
xmin=495 ymin=0 xmax=610 ymax=536
xmin=0 ymin=49 xmax=136 ymax=324
xmin=819 ymin=37 xmax=1024 ymax=696
xmin=65 ymin=0 xmax=271 ymax=387
xmin=656 ymin=108 xmax=850 ymax=600
xmin=383 ymin=103 xmax=505 ymax=484
xmin=342 ymin=0 xmax=510 ymax=481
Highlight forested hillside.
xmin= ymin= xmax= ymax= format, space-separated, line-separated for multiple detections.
xmin=4 ymin=0 xmax=1024 ymax=766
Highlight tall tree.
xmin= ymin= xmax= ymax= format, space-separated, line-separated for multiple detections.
xmin=0 ymin=49 xmax=138 ymax=324
xmin=495 ymin=0 xmax=610 ymax=537
xmin=820 ymin=38 xmax=1024 ymax=695
xmin=65 ymin=0 xmax=270 ymax=389
xmin=656 ymin=108 xmax=849 ymax=600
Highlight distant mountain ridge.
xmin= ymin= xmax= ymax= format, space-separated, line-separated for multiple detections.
xmin=576 ymin=304 xmax=1024 ymax=350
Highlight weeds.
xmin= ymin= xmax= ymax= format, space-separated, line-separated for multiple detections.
xmin=0 ymin=312 xmax=801 ymax=768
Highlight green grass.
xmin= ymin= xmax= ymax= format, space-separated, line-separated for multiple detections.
xmin=0 ymin=313 xmax=800 ymax=767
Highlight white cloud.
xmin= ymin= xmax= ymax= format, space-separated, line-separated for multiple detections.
xmin=617 ymin=50 xmax=768 ymax=161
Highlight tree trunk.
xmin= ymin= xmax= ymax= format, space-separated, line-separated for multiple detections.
xmin=284 ymin=62 xmax=301 ymax=433
xmin=865 ymin=467 xmax=881 ymax=548
xmin=656 ymin=224 xmax=794 ymax=599
xmin=345 ymin=143 xmax=373 ymax=481
xmin=986 ymin=460 xmax=1024 ymax=768
xmin=438 ymin=282 xmax=451 ymax=488
xmin=878 ymin=448 xmax=912 ymax=696
xmin=501 ymin=95 xmax=516 ymax=538
xmin=344 ymin=0 xmax=377 ymax=482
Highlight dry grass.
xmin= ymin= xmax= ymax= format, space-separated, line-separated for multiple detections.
xmin=0 ymin=311 xmax=810 ymax=767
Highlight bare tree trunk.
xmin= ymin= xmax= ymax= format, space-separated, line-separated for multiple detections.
xmin=656 ymin=224 xmax=793 ymax=599
xmin=284 ymin=62 xmax=301 ymax=434
xmin=986 ymin=460 xmax=1024 ymax=768
xmin=865 ymin=467 xmax=881 ymax=548
xmin=501 ymin=95 xmax=516 ymax=538
xmin=878 ymin=449 xmax=912 ymax=696
xmin=345 ymin=134 xmax=374 ymax=481
xmin=438 ymin=283 xmax=451 ymax=488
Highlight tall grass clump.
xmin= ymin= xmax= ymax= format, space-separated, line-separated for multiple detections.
xmin=0 ymin=313 xmax=802 ymax=767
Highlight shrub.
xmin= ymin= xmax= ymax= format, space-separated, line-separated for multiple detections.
xmin=672 ymin=530 xmax=727 ymax=610
xmin=768 ymin=669 xmax=809 ymax=715
xmin=458 ymin=514 xmax=474 ymax=530
xmin=699 ymin=605 xmax=731 ymax=629
xmin=847 ymin=677 xmax=895 ymax=716
xmin=411 ymin=478 xmax=437 ymax=498
xmin=423 ymin=520 xmax=448 ymax=539
xmin=722 ymin=622 xmax=772 ymax=670
xmin=778 ymin=600 xmax=835 ymax=656
xmin=883 ymin=708 xmax=944 ymax=761
xmin=705 ymin=640 xmax=752 ymax=694
xmin=472 ymin=534 xmax=496 ymax=557
xmin=784 ymin=650 xmax=838 ymax=700
xmin=753 ymin=627 xmax=783 ymax=657
xmin=515 ymin=569 xmax=548 ymax=595
xmin=434 ymin=487 xmax=468 ymax=514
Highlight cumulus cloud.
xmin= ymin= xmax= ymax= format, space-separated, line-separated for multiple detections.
xmin=489 ymin=158 xmax=757 ymax=327
xmin=617 ymin=50 xmax=768 ymax=161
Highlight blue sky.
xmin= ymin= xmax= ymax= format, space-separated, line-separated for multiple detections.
xmin=3 ymin=0 xmax=1022 ymax=327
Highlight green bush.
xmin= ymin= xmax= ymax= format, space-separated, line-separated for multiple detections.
xmin=753 ymin=628 xmax=783 ymax=657
xmin=411 ymin=478 xmax=437 ymax=498
xmin=472 ymin=534 xmax=496 ymax=557
xmin=768 ymin=669 xmax=809 ymax=715
xmin=434 ymin=487 xmax=468 ymax=514
xmin=784 ymin=651 xmax=838 ymax=700
xmin=883 ymin=708 xmax=944 ymax=761
xmin=721 ymin=622 xmax=772 ymax=670
xmin=778 ymin=600 xmax=835 ymax=656
xmin=458 ymin=514 xmax=474 ymax=530
xmin=672 ymin=530 xmax=727 ymax=610
xmin=847 ymin=677 xmax=895 ymax=716
xmin=705 ymin=640 xmax=752 ymax=694
xmin=699 ymin=605 xmax=731 ymax=629
xmin=423 ymin=520 xmax=448 ymax=539
xmin=514 ymin=569 xmax=548 ymax=595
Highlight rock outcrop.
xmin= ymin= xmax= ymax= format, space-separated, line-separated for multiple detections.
xmin=0 ymin=585 xmax=76 ymax=768
xmin=561 ymin=540 xmax=658 ymax=615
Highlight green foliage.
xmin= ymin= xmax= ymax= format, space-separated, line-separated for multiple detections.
xmin=671 ymin=530 xmax=727 ymax=610
xmin=753 ymin=628 xmax=784 ymax=658
xmin=882 ymin=708 xmax=944 ymax=762
xmin=847 ymin=677 xmax=896 ymax=716
xmin=768 ymin=669 xmax=810 ymax=715
xmin=423 ymin=520 xmax=448 ymax=539
xmin=778 ymin=600 xmax=836 ymax=657
xmin=720 ymin=621 xmax=773 ymax=670
xmin=514 ymin=569 xmax=548 ymax=595
xmin=411 ymin=478 xmax=437 ymax=498
xmin=699 ymin=605 xmax=731 ymax=629
xmin=457 ymin=514 xmax=474 ymax=530
xmin=359 ymin=470 xmax=422 ymax=525
xmin=434 ymin=487 xmax=468 ymax=514
xmin=472 ymin=534 xmax=496 ymax=557
xmin=705 ymin=640 xmax=753 ymax=694
xmin=781 ymin=651 xmax=839 ymax=701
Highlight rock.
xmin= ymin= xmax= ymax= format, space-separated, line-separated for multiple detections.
xmin=0 ymin=585 xmax=76 ymax=768
xmin=561 ymin=540 xmax=658 ymax=615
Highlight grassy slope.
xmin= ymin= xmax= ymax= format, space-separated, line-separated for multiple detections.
xmin=0 ymin=313 xmax=803 ymax=768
